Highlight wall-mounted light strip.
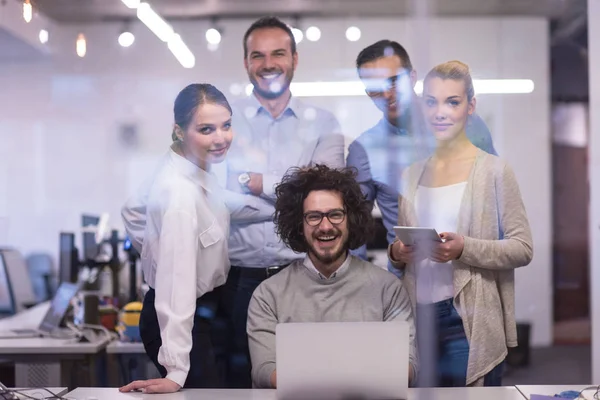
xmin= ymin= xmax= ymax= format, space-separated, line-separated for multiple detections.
xmin=245 ymin=79 xmax=535 ymax=97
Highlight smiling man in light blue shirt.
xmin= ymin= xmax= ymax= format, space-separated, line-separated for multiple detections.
xmin=347 ymin=40 xmax=496 ymax=276
xmin=218 ymin=16 xmax=345 ymax=388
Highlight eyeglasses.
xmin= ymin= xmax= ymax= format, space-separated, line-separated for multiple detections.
xmin=303 ymin=209 xmax=346 ymax=227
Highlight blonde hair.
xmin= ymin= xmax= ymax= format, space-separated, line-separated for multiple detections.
xmin=425 ymin=60 xmax=475 ymax=102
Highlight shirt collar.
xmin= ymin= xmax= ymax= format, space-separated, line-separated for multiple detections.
xmin=303 ymin=253 xmax=351 ymax=280
xmin=168 ymin=146 xmax=219 ymax=193
xmin=246 ymin=92 xmax=299 ymax=119
xmin=379 ymin=117 xmax=409 ymax=136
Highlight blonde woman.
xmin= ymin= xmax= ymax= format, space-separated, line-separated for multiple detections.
xmin=389 ymin=61 xmax=533 ymax=387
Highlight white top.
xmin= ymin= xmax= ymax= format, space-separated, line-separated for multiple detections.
xmin=122 ymin=148 xmax=230 ymax=387
xmin=414 ymin=182 xmax=466 ymax=304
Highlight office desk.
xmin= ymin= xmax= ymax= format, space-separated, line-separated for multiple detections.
xmin=515 ymin=385 xmax=599 ymax=399
xmin=0 ymin=335 xmax=110 ymax=388
xmin=66 ymin=386 xmax=524 ymax=400
xmin=106 ymin=341 xmax=159 ymax=386
xmin=8 ymin=387 xmax=68 ymax=399
xmin=107 ymin=341 xmax=144 ymax=354
xmin=411 ymin=387 xmax=524 ymax=400
xmin=0 ymin=303 xmax=111 ymax=389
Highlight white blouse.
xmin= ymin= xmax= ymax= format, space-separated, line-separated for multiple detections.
xmin=122 ymin=148 xmax=230 ymax=387
xmin=414 ymin=182 xmax=466 ymax=304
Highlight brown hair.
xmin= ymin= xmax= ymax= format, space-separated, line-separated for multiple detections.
xmin=273 ymin=165 xmax=373 ymax=252
xmin=424 ymin=60 xmax=475 ymax=102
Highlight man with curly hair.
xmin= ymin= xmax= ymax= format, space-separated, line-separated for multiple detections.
xmin=246 ymin=165 xmax=417 ymax=389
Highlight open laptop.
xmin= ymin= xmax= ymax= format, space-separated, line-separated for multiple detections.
xmin=0 ymin=282 xmax=79 ymax=339
xmin=276 ymin=321 xmax=410 ymax=400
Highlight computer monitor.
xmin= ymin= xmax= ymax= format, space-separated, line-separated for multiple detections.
xmin=59 ymin=232 xmax=79 ymax=284
xmin=0 ymin=253 xmax=14 ymax=314
xmin=82 ymin=214 xmax=100 ymax=261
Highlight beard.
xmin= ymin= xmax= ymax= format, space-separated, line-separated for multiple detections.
xmin=306 ymin=229 xmax=349 ymax=265
xmin=309 ymin=244 xmax=348 ymax=265
xmin=249 ymin=68 xmax=294 ymax=99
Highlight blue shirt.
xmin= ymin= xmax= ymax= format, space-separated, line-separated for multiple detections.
xmin=221 ymin=94 xmax=345 ymax=268
xmin=346 ymin=114 xmax=497 ymax=276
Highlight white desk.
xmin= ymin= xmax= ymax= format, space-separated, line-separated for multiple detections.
xmin=66 ymin=387 xmax=524 ymax=400
xmin=411 ymin=387 xmax=524 ymax=400
xmin=107 ymin=341 xmax=144 ymax=354
xmin=9 ymin=387 xmax=68 ymax=399
xmin=515 ymin=385 xmax=599 ymax=399
xmin=66 ymin=388 xmax=277 ymax=400
xmin=0 ymin=336 xmax=109 ymax=355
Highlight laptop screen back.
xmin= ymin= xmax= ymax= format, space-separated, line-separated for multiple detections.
xmin=38 ymin=282 xmax=79 ymax=333
xmin=276 ymin=321 xmax=409 ymax=400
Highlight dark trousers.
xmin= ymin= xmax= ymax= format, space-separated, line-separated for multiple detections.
xmin=417 ymin=299 xmax=505 ymax=387
xmin=139 ymin=287 xmax=224 ymax=388
xmin=220 ymin=266 xmax=267 ymax=388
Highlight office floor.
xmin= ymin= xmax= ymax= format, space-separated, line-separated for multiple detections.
xmin=503 ymin=345 xmax=591 ymax=385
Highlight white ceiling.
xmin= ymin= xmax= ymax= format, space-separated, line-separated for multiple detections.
xmin=32 ymin=0 xmax=576 ymax=22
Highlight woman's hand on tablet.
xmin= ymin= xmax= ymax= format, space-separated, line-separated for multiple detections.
xmin=430 ymin=232 xmax=464 ymax=263
xmin=390 ymin=240 xmax=414 ymax=265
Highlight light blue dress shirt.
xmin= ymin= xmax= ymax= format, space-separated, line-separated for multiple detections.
xmin=346 ymin=114 xmax=497 ymax=277
xmin=222 ymin=94 xmax=345 ymax=268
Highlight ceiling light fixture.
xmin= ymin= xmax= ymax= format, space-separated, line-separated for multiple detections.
xmin=39 ymin=29 xmax=49 ymax=44
xmin=206 ymin=28 xmax=221 ymax=45
xmin=306 ymin=26 xmax=321 ymax=42
xmin=137 ymin=2 xmax=174 ymax=42
xmin=168 ymin=34 xmax=195 ymax=68
xmin=23 ymin=0 xmax=32 ymax=23
xmin=118 ymin=31 xmax=135 ymax=47
xmin=244 ymin=79 xmax=535 ymax=97
xmin=121 ymin=0 xmax=140 ymax=8
xmin=76 ymin=33 xmax=87 ymax=57
xmin=345 ymin=26 xmax=361 ymax=42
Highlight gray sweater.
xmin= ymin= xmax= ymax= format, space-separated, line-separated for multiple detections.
xmin=246 ymin=255 xmax=418 ymax=388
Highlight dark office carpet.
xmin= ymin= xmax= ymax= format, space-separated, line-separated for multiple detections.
xmin=503 ymin=346 xmax=591 ymax=385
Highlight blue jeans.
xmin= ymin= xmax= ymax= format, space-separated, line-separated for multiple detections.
xmin=417 ymin=299 xmax=505 ymax=387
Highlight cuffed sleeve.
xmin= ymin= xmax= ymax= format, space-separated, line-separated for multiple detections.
xmin=154 ymin=209 xmax=199 ymax=388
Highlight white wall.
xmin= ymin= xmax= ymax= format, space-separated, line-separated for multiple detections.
xmin=0 ymin=17 xmax=552 ymax=346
